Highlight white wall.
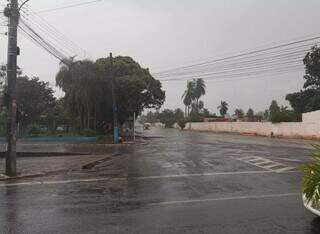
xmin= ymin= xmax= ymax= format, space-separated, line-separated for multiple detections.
xmin=183 ymin=122 xmax=320 ymax=140
xmin=303 ymin=110 xmax=320 ymax=123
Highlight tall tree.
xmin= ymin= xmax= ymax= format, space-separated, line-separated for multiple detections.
xmin=56 ymin=56 xmax=165 ymax=131
xmin=56 ymin=59 xmax=101 ymax=129
xmin=264 ymin=110 xmax=270 ymax=120
xmin=193 ymin=78 xmax=206 ymax=108
xmin=16 ymin=76 xmax=56 ymax=126
xmin=269 ymin=100 xmax=280 ymax=120
xmin=246 ymin=108 xmax=254 ymax=121
xmin=218 ymin=101 xmax=229 ymax=117
xmin=286 ymin=46 xmax=320 ymax=117
xmin=234 ymin=108 xmax=244 ymax=118
xmin=96 ymin=56 xmax=165 ymax=125
xmin=182 ymin=81 xmax=195 ymax=117
xmin=303 ymin=46 xmax=320 ymax=89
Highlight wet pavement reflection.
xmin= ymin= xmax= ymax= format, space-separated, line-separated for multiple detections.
xmin=0 ymin=128 xmax=318 ymax=233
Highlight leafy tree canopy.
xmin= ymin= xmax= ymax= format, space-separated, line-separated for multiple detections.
xmin=286 ymin=46 xmax=320 ymax=116
xmin=234 ymin=109 xmax=244 ymax=118
xmin=247 ymin=108 xmax=254 ymax=118
xmin=269 ymin=100 xmax=280 ymax=119
xmin=56 ymin=56 xmax=165 ymax=130
xmin=16 ymin=76 xmax=56 ymax=125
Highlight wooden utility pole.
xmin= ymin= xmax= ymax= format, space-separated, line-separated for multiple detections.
xmin=5 ymin=0 xmax=19 ymax=176
xmin=109 ymin=53 xmax=119 ymax=144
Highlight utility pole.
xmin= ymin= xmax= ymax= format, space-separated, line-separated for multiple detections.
xmin=109 ymin=53 xmax=119 ymax=144
xmin=4 ymin=0 xmax=19 ymax=176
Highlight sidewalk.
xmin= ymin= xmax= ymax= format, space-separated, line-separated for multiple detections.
xmin=0 ymin=154 xmax=111 ymax=181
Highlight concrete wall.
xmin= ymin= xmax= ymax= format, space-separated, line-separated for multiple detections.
xmin=183 ymin=122 xmax=320 ymax=139
xmin=303 ymin=110 xmax=320 ymax=123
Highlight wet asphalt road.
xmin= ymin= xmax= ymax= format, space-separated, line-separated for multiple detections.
xmin=0 ymin=128 xmax=320 ymax=234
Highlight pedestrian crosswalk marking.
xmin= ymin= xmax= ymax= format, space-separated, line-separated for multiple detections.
xmin=235 ymin=156 xmax=295 ymax=173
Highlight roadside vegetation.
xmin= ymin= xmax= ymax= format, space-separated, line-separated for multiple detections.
xmin=140 ymin=46 xmax=320 ymax=129
xmin=302 ymin=144 xmax=320 ymax=204
xmin=0 ymin=56 xmax=165 ymax=138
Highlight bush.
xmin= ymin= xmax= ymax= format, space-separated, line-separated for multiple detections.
xmin=177 ymin=119 xmax=187 ymax=129
xmin=271 ymin=111 xmax=297 ymax=123
xmin=302 ymin=144 xmax=320 ymax=204
xmin=80 ymin=128 xmax=96 ymax=137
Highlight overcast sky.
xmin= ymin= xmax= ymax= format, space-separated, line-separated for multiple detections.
xmin=0 ymin=0 xmax=319 ymax=114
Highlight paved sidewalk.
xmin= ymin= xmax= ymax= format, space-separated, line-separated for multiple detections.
xmin=0 ymin=154 xmax=111 ymax=180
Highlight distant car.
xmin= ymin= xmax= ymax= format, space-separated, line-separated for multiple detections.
xmin=303 ymin=195 xmax=320 ymax=216
xmin=56 ymin=126 xmax=64 ymax=131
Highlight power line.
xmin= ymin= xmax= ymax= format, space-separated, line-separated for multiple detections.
xmin=155 ymin=50 xmax=308 ymax=79
xmin=154 ymin=36 xmax=320 ymax=76
xmin=36 ymin=0 xmax=104 ymax=14
xmin=160 ymin=65 xmax=303 ymax=82
xmin=19 ymin=18 xmax=68 ymax=63
xmin=19 ymin=5 xmax=87 ymax=58
xmin=20 ymin=13 xmax=75 ymax=58
xmin=155 ymin=43 xmax=315 ymax=78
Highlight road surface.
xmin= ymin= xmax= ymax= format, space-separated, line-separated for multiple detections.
xmin=0 ymin=128 xmax=319 ymax=233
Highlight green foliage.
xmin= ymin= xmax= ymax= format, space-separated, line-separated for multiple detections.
xmin=56 ymin=56 xmax=165 ymax=131
xmin=159 ymin=108 xmax=184 ymax=128
xmin=194 ymin=78 xmax=206 ymax=99
xmin=218 ymin=101 xmax=229 ymax=116
xmin=264 ymin=110 xmax=270 ymax=120
xmin=271 ymin=109 xmax=297 ymax=123
xmin=234 ymin=109 xmax=244 ymax=118
xmin=177 ymin=119 xmax=187 ymax=129
xmin=182 ymin=78 xmax=206 ymax=116
xmin=16 ymin=76 xmax=56 ymax=125
xmin=303 ymin=46 xmax=320 ymax=89
xmin=269 ymin=100 xmax=280 ymax=120
xmin=286 ymin=89 xmax=320 ymax=117
xmin=302 ymin=144 xmax=320 ymax=204
xmin=286 ymin=46 xmax=320 ymax=115
xmin=187 ymin=113 xmax=203 ymax=122
xmin=139 ymin=111 xmax=160 ymax=124
xmin=246 ymin=108 xmax=254 ymax=119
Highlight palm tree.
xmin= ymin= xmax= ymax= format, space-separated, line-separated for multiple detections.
xmin=182 ymin=81 xmax=195 ymax=117
xmin=218 ymin=101 xmax=229 ymax=117
xmin=193 ymin=78 xmax=206 ymax=108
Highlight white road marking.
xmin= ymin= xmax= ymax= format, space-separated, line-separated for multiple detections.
xmin=161 ymin=160 xmax=216 ymax=169
xmin=0 ymin=170 xmax=301 ymax=188
xmin=0 ymin=177 xmax=112 ymax=188
xmin=150 ymin=193 xmax=300 ymax=206
xmin=235 ymin=156 xmax=296 ymax=173
xmin=199 ymin=159 xmax=215 ymax=167
xmin=174 ymin=162 xmax=187 ymax=168
xmin=275 ymin=167 xmax=296 ymax=173
xmin=132 ymin=170 xmax=300 ymax=180
xmin=278 ymin=157 xmax=302 ymax=162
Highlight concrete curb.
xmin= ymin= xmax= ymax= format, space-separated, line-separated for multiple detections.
xmin=0 ymin=154 xmax=120 ymax=181
xmin=81 ymin=155 xmax=115 ymax=170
